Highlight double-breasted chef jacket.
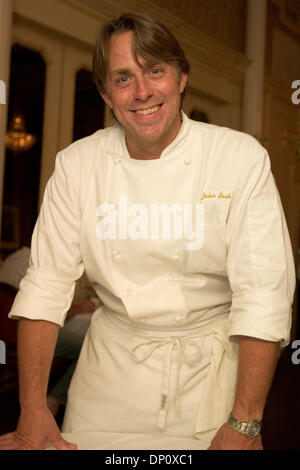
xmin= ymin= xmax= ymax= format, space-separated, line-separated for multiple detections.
xmin=9 ymin=112 xmax=296 ymax=448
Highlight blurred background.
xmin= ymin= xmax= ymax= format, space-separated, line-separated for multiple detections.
xmin=0 ymin=0 xmax=299 ymax=449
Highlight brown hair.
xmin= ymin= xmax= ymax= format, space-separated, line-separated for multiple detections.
xmin=92 ymin=12 xmax=190 ymax=95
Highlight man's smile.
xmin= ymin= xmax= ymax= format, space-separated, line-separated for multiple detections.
xmin=130 ymin=104 xmax=163 ymax=116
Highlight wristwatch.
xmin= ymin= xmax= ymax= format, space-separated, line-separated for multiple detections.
xmin=227 ymin=412 xmax=262 ymax=439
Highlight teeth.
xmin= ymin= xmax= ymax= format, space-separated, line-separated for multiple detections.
xmin=136 ymin=105 xmax=160 ymax=116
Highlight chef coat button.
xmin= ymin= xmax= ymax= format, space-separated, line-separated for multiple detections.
xmin=113 ymin=158 xmax=122 ymax=165
xmin=168 ymin=275 xmax=173 ymax=281
xmin=172 ymin=253 xmax=180 ymax=262
xmin=184 ymin=158 xmax=191 ymax=165
xmin=176 ymin=207 xmax=182 ymax=215
xmin=126 ymin=288 xmax=133 ymax=296
xmin=176 ymin=314 xmax=183 ymax=322
xmin=112 ymin=249 xmax=120 ymax=258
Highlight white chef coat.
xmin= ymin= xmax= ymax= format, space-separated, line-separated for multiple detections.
xmin=8 ymin=112 xmax=296 ymax=448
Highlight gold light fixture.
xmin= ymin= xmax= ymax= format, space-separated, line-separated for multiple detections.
xmin=5 ymin=114 xmax=37 ymax=155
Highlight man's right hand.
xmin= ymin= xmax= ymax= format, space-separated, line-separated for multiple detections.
xmin=0 ymin=406 xmax=77 ymax=450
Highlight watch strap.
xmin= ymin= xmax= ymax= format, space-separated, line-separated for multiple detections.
xmin=227 ymin=412 xmax=262 ymax=439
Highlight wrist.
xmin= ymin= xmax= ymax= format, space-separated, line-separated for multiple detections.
xmin=20 ymin=399 xmax=47 ymax=410
xmin=20 ymin=396 xmax=48 ymax=413
xmin=232 ymin=402 xmax=264 ymax=422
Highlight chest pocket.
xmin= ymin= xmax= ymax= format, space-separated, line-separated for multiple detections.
xmin=181 ymin=206 xmax=227 ymax=275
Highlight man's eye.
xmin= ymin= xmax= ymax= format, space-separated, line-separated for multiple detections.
xmin=151 ymin=68 xmax=161 ymax=75
xmin=115 ymin=76 xmax=130 ymax=86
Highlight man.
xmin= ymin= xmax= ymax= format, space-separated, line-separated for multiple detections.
xmin=0 ymin=13 xmax=295 ymax=450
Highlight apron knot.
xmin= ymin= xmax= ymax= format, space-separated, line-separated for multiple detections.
xmin=131 ymin=336 xmax=202 ymax=430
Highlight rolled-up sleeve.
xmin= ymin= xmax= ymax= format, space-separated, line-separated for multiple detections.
xmin=227 ymin=137 xmax=296 ymax=347
xmin=8 ymin=149 xmax=84 ymax=326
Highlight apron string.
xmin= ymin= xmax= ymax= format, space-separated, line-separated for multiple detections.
xmin=131 ymin=336 xmax=203 ymax=430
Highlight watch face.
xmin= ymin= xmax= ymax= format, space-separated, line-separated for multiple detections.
xmin=247 ymin=422 xmax=261 ymax=438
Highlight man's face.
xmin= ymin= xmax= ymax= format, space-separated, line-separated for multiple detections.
xmin=100 ymin=31 xmax=188 ymax=156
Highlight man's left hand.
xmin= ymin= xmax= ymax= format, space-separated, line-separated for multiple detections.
xmin=67 ymin=300 xmax=96 ymax=318
xmin=207 ymin=423 xmax=263 ymax=450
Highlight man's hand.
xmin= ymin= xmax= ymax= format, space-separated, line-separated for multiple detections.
xmin=67 ymin=300 xmax=96 ymax=318
xmin=0 ymin=406 xmax=77 ymax=450
xmin=207 ymin=423 xmax=263 ymax=450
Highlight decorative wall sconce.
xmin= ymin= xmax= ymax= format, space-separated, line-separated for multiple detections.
xmin=5 ymin=114 xmax=37 ymax=155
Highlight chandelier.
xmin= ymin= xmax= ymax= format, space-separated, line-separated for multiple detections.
xmin=5 ymin=114 xmax=37 ymax=155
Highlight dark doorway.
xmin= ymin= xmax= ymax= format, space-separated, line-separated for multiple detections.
xmin=73 ymin=68 xmax=105 ymax=142
xmin=1 ymin=44 xmax=46 ymax=256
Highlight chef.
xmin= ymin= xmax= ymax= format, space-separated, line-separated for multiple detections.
xmin=0 ymin=13 xmax=295 ymax=450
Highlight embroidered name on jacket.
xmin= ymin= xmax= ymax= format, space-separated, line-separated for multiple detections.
xmin=96 ymin=195 xmax=205 ymax=250
xmin=201 ymin=192 xmax=232 ymax=200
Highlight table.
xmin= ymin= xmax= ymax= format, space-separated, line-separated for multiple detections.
xmin=45 ymin=432 xmax=209 ymax=450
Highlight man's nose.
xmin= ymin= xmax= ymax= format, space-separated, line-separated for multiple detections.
xmin=134 ymin=75 xmax=153 ymax=101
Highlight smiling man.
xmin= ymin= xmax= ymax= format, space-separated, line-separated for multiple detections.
xmin=0 ymin=13 xmax=295 ymax=451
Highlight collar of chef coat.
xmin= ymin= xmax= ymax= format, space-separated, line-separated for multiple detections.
xmin=114 ymin=111 xmax=190 ymax=161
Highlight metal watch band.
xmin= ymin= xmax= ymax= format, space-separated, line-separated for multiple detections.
xmin=227 ymin=412 xmax=262 ymax=439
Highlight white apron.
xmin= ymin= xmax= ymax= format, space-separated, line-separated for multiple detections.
xmin=62 ymin=305 xmax=238 ymax=448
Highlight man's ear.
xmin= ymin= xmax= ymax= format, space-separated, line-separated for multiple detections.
xmin=100 ymin=91 xmax=113 ymax=109
xmin=179 ymin=72 xmax=188 ymax=94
